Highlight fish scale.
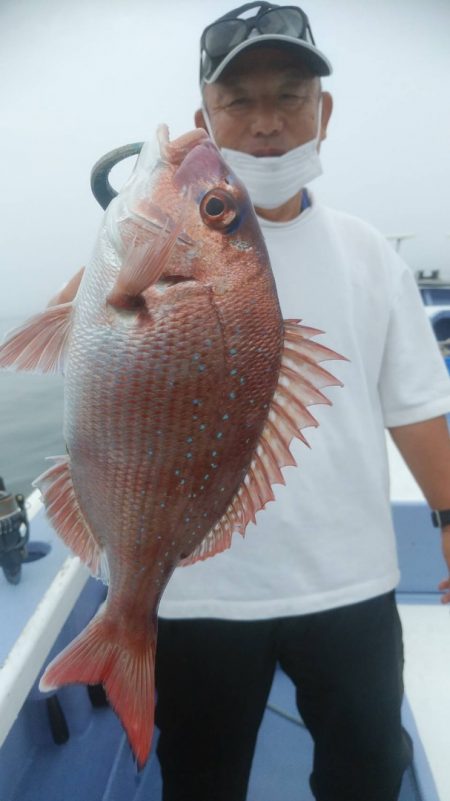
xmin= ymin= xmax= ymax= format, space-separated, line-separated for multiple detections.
xmin=68 ymin=291 xmax=228 ymax=568
xmin=0 ymin=125 xmax=345 ymax=766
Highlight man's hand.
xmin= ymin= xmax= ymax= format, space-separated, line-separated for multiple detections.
xmin=438 ymin=526 xmax=450 ymax=604
xmin=389 ymin=416 xmax=450 ymax=602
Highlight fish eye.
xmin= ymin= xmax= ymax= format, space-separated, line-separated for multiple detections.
xmin=200 ymin=189 xmax=238 ymax=230
xmin=205 ymin=197 xmax=225 ymax=216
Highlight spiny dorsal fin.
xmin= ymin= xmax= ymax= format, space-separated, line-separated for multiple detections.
xmin=0 ymin=303 xmax=73 ymax=374
xmin=180 ymin=320 xmax=346 ymax=566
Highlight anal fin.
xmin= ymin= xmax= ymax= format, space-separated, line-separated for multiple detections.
xmin=33 ymin=456 xmax=107 ymax=582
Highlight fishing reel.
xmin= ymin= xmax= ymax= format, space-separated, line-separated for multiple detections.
xmin=0 ymin=477 xmax=30 ymax=585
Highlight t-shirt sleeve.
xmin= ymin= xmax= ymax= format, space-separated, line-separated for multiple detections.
xmin=378 ymin=265 xmax=450 ymax=427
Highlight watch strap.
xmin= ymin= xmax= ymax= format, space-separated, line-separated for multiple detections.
xmin=431 ymin=509 xmax=450 ymax=528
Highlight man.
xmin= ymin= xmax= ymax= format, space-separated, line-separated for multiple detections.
xmin=48 ymin=4 xmax=450 ymax=799
xmin=154 ymin=4 xmax=450 ymax=801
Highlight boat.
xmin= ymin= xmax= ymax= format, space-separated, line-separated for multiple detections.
xmin=417 ymin=270 xmax=450 ymax=374
xmin=1 ymin=440 xmax=449 ymax=800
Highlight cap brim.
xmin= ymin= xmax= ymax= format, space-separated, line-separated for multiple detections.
xmin=202 ymin=34 xmax=332 ymax=85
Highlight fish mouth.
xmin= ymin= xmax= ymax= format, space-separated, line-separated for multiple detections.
xmin=157 ymin=124 xmax=226 ymax=190
xmin=157 ymin=124 xmax=210 ymax=167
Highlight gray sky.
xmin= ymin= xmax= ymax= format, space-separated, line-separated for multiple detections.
xmin=1 ymin=0 xmax=449 ymax=317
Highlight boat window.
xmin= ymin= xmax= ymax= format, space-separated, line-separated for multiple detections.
xmin=420 ymin=288 xmax=450 ymax=305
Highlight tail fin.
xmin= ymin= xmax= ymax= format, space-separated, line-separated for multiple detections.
xmin=39 ymin=606 xmax=156 ymax=767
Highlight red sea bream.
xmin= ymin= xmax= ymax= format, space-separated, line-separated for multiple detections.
xmin=0 ymin=126 xmax=344 ymax=765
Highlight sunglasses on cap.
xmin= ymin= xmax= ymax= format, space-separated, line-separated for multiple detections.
xmin=200 ymin=2 xmax=317 ymax=82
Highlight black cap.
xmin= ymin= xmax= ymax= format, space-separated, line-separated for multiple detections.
xmin=200 ymin=2 xmax=332 ymax=87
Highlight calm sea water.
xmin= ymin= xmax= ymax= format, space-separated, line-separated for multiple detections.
xmin=0 ymin=317 xmax=65 ymax=498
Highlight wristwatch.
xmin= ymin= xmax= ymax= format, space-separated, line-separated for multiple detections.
xmin=431 ymin=509 xmax=450 ymax=528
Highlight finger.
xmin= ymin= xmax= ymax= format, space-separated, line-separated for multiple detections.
xmin=438 ymin=576 xmax=450 ymax=603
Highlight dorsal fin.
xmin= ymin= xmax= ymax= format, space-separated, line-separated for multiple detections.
xmin=180 ymin=320 xmax=346 ymax=566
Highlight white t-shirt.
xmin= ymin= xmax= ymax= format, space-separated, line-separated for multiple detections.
xmin=158 ymin=200 xmax=450 ymax=620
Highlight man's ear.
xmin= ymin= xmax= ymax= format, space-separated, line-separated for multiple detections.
xmin=195 ymin=108 xmax=208 ymax=132
xmin=320 ymin=92 xmax=333 ymax=141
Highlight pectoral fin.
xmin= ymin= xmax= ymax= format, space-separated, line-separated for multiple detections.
xmin=107 ymin=212 xmax=185 ymax=309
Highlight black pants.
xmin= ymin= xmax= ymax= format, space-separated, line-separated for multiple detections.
xmin=155 ymin=591 xmax=413 ymax=801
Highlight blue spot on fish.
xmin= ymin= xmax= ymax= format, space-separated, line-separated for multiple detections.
xmin=229 ymin=391 xmax=236 ymax=400
xmin=186 ymin=436 xmax=193 ymax=443
xmin=199 ymin=423 xmax=207 ymax=431
xmin=186 ymin=452 xmax=193 ymax=459
xmin=216 ymin=432 xmax=223 ymax=439
xmin=198 ymin=364 xmax=206 ymax=372
xmin=230 ymin=348 xmax=238 ymax=356
xmin=222 ymin=414 xmax=229 ymax=421
xmin=230 ymin=368 xmax=237 ymax=376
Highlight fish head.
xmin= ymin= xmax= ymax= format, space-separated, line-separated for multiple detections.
xmin=106 ymin=125 xmax=271 ymax=306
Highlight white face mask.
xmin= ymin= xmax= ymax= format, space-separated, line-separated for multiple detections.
xmin=202 ymin=101 xmax=323 ymax=210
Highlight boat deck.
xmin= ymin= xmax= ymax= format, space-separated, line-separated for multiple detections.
xmin=1 ymin=434 xmax=449 ymax=800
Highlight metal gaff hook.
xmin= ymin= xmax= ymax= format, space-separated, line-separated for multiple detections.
xmin=90 ymin=142 xmax=144 ymax=210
